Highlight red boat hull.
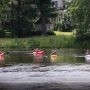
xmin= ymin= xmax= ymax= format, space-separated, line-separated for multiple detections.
xmin=33 ymin=51 xmax=44 ymax=57
xmin=0 ymin=52 xmax=4 ymax=61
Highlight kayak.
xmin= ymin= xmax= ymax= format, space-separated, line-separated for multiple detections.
xmin=85 ymin=55 xmax=90 ymax=60
xmin=85 ymin=54 xmax=90 ymax=63
xmin=33 ymin=51 xmax=44 ymax=56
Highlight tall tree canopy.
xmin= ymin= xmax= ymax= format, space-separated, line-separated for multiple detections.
xmin=0 ymin=0 xmax=57 ymax=37
xmin=0 ymin=0 xmax=9 ymax=16
xmin=0 ymin=0 xmax=36 ymax=37
xmin=68 ymin=0 xmax=90 ymax=40
xmin=36 ymin=0 xmax=57 ymax=35
xmin=4 ymin=0 xmax=37 ymax=37
xmin=0 ymin=0 xmax=10 ymax=37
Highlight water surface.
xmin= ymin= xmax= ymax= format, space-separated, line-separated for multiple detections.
xmin=0 ymin=49 xmax=90 ymax=90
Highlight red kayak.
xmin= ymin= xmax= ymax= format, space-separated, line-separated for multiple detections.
xmin=33 ymin=50 xmax=45 ymax=56
xmin=0 ymin=52 xmax=4 ymax=61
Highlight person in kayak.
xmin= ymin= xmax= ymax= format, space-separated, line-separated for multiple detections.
xmin=50 ymin=50 xmax=58 ymax=63
xmin=50 ymin=49 xmax=58 ymax=55
xmin=86 ymin=49 xmax=90 ymax=55
xmin=33 ymin=48 xmax=45 ymax=56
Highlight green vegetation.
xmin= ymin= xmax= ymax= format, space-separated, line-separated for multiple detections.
xmin=0 ymin=36 xmax=73 ymax=49
xmin=54 ymin=31 xmax=73 ymax=36
xmin=0 ymin=0 xmax=57 ymax=37
xmin=68 ymin=0 xmax=90 ymax=40
xmin=0 ymin=0 xmax=90 ymax=49
xmin=0 ymin=34 xmax=90 ymax=50
xmin=36 ymin=0 xmax=57 ymax=35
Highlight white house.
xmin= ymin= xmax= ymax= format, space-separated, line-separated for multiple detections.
xmin=35 ymin=18 xmax=54 ymax=31
xmin=35 ymin=0 xmax=65 ymax=31
xmin=35 ymin=23 xmax=54 ymax=31
xmin=52 ymin=0 xmax=65 ymax=10
xmin=52 ymin=0 xmax=65 ymax=23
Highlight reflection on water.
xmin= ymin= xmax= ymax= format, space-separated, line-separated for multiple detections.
xmin=50 ymin=54 xmax=58 ymax=63
xmin=33 ymin=55 xmax=47 ymax=64
xmin=0 ymin=49 xmax=86 ymax=67
xmin=1 ymin=64 xmax=90 ymax=83
xmin=0 ymin=64 xmax=90 ymax=90
xmin=0 ymin=54 xmax=4 ymax=62
xmin=0 ymin=54 xmax=5 ymax=67
xmin=0 ymin=56 xmax=4 ymax=63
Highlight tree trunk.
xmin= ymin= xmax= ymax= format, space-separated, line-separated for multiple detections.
xmin=41 ymin=14 xmax=47 ymax=36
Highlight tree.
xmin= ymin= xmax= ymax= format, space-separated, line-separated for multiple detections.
xmin=8 ymin=0 xmax=37 ymax=37
xmin=36 ymin=0 xmax=57 ymax=35
xmin=0 ymin=0 xmax=10 ymax=37
xmin=0 ymin=0 xmax=10 ymax=16
xmin=0 ymin=0 xmax=57 ymax=37
xmin=68 ymin=0 xmax=90 ymax=40
xmin=1 ymin=0 xmax=37 ymax=37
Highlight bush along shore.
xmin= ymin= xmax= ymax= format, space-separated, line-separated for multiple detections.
xmin=0 ymin=35 xmax=90 ymax=50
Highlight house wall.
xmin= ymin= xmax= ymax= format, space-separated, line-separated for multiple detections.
xmin=35 ymin=0 xmax=65 ymax=31
xmin=35 ymin=24 xmax=54 ymax=31
xmin=46 ymin=24 xmax=54 ymax=31
xmin=51 ymin=0 xmax=65 ymax=30
xmin=52 ymin=0 xmax=64 ymax=9
xmin=52 ymin=0 xmax=65 ymax=22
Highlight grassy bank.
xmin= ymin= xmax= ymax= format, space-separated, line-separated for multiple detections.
xmin=0 ymin=35 xmax=74 ymax=49
xmin=0 ymin=35 xmax=90 ymax=50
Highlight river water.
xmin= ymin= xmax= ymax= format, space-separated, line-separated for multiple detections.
xmin=0 ymin=49 xmax=90 ymax=90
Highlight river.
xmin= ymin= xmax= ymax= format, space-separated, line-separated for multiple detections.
xmin=0 ymin=49 xmax=90 ymax=90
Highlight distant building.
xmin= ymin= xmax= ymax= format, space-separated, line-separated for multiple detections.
xmin=52 ymin=0 xmax=65 ymax=10
xmin=35 ymin=0 xmax=65 ymax=31
xmin=35 ymin=18 xmax=54 ymax=31
xmin=52 ymin=0 xmax=65 ymax=24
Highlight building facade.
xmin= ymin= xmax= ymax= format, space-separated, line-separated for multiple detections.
xmin=35 ymin=0 xmax=65 ymax=31
xmin=52 ymin=0 xmax=65 ymax=24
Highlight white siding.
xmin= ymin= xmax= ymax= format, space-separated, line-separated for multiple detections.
xmin=46 ymin=24 xmax=54 ymax=31
xmin=35 ymin=24 xmax=54 ymax=31
xmin=52 ymin=0 xmax=64 ymax=9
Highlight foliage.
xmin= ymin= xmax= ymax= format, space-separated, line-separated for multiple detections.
xmin=0 ymin=0 xmax=37 ymax=37
xmin=0 ymin=0 xmax=57 ymax=37
xmin=36 ymin=0 xmax=57 ymax=35
xmin=61 ymin=14 xmax=74 ymax=32
xmin=0 ymin=0 xmax=10 ymax=15
xmin=0 ymin=0 xmax=10 ymax=37
xmin=0 ymin=35 xmax=75 ymax=49
xmin=68 ymin=0 xmax=90 ymax=40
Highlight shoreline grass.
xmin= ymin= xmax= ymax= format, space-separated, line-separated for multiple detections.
xmin=0 ymin=36 xmax=73 ymax=49
xmin=0 ymin=31 xmax=90 ymax=50
xmin=0 ymin=35 xmax=90 ymax=51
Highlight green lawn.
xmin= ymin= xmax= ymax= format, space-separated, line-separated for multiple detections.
xmin=54 ymin=31 xmax=73 ymax=36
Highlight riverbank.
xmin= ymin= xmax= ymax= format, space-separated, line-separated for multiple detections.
xmin=0 ymin=35 xmax=90 ymax=50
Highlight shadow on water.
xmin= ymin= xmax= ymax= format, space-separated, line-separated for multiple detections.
xmin=0 ymin=83 xmax=90 ymax=90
